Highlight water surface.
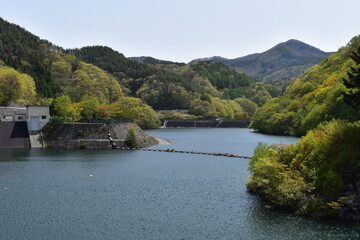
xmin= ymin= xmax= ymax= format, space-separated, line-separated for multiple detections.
xmin=1 ymin=128 xmax=359 ymax=239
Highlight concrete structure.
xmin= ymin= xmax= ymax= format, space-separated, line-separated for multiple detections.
xmin=0 ymin=105 xmax=50 ymax=148
xmin=0 ymin=107 xmax=26 ymax=122
xmin=0 ymin=122 xmax=30 ymax=148
xmin=26 ymin=105 xmax=50 ymax=132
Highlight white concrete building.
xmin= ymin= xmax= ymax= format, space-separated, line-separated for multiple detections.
xmin=0 ymin=107 xmax=26 ymax=122
xmin=26 ymin=105 xmax=50 ymax=132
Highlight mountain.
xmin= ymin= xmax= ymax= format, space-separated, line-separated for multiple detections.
xmin=250 ymin=35 xmax=360 ymax=136
xmin=67 ymin=45 xmax=273 ymax=110
xmin=0 ymin=17 xmax=271 ymax=120
xmin=0 ymin=18 xmax=123 ymax=104
xmin=191 ymin=39 xmax=333 ymax=84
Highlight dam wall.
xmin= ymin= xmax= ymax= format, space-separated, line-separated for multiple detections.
xmin=164 ymin=119 xmax=250 ymax=128
xmin=0 ymin=122 xmax=30 ymax=148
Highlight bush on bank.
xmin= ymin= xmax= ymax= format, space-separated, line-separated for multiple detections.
xmin=247 ymin=119 xmax=360 ymax=217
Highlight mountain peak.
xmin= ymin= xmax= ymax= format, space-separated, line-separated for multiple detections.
xmin=277 ymin=39 xmax=326 ymax=55
xmin=190 ymin=39 xmax=332 ymax=82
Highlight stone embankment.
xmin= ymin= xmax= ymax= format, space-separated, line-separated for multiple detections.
xmin=42 ymin=122 xmax=158 ymax=149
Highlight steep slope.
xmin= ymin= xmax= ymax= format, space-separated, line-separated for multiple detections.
xmin=0 ymin=17 xmax=123 ymax=104
xmin=0 ymin=17 xmax=58 ymax=97
xmin=66 ymin=45 xmax=269 ymax=111
xmin=66 ymin=46 xmax=156 ymax=79
xmin=251 ymin=35 xmax=360 ymax=136
xmin=0 ymin=17 xmax=263 ymax=119
xmin=190 ymin=61 xmax=254 ymax=89
xmin=191 ymin=40 xmax=333 ymax=83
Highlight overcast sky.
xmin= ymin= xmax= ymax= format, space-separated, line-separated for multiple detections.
xmin=1 ymin=0 xmax=360 ymax=63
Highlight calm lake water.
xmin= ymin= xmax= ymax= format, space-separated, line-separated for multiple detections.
xmin=1 ymin=128 xmax=359 ymax=240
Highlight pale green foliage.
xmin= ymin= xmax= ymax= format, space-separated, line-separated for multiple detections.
xmin=137 ymin=81 xmax=192 ymax=109
xmin=0 ymin=66 xmax=37 ymax=105
xmin=50 ymin=53 xmax=123 ymax=104
xmin=251 ymin=36 xmax=360 ymax=136
xmin=248 ymin=120 xmax=360 ymax=215
xmin=189 ymin=97 xmax=248 ymax=119
xmin=114 ymin=97 xmax=160 ymax=129
xmin=69 ymin=62 xmax=123 ymax=104
xmin=188 ymin=99 xmax=217 ymax=118
xmin=234 ymin=98 xmax=258 ymax=117
xmin=80 ymin=95 xmax=99 ymax=121
xmin=51 ymin=95 xmax=73 ymax=120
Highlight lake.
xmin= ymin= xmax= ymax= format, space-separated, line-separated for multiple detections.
xmin=1 ymin=128 xmax=359 ymax=239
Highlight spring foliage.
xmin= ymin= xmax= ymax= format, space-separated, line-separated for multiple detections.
xmin=0 ymin=65 xmax=36 ymax=105
xmin=251 ymin=36 xmax=360 ymax=136
xmin=247 ymin=120 xmax=360 ymax=215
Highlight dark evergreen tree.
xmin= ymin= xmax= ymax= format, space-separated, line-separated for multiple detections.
xmin=343 ymin=47 xmax=360 ymax=109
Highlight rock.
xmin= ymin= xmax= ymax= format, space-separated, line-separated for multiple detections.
xmin=340 ymin=182 xmax=360 ymax=221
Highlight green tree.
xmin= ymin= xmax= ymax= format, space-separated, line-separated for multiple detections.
xmin=51 ymin=95 xmax=73 ymax=120
xmin=0 ymin=66 xmax=37 ymax=105
xmin=125 ymin=127 xmax=142 ymax=149
xmin=247 ymin=120 xmax=360 ymax=216
xmin=188 ymin=99 xmax=217 ymax=118
xmin=343 ymin=47 xmax=360 ymax=109
xmin=251 ymin=36 xmax=360 ymax=136
xmin=115 ymin=97 xmax=160 ymax=129
xmin=80 ymin=95 xmax=99 ymax=121
xmin=234 ymin=98 xmax=258 ymax=117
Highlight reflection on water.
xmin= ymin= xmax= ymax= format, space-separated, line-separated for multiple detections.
xmin=0 ymin=128 xmax=359 ymax=240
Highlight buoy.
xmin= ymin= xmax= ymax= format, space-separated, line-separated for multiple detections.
xmin=89 ymin=175 xmax=93 ymax=178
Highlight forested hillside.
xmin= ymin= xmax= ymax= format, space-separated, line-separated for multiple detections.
xmin=0 ymin=17 xmax=58 ymax=97
xmin=251 ymin=36 xmax=360 ymax=136
xmin=0 ymin=18 xmax=123 ymax=104
xmin=67 ymin=45 xmax=267 ymax=117
xmin=247 ymin=38 xmax=360 ymax=220
xmin=0 ymin=17 xmax=267 ymax=124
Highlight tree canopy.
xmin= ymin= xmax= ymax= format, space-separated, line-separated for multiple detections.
xmin=343 ymin=47 xmax=360 ymax=109
xmin=251 ymin=36 xmax=360 ymax=136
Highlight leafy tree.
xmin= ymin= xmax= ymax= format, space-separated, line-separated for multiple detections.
xmin=251 ymin=36 xmax=360 ymax=136
xmin=51 ymin=95 xmax=73 ymax=120
xmin=190 ymin=61 xmax=255 ymax=89
xmin=80 ymin=95 xmax=99 ymax=121
xmin=247 ymin=120 xmax=360 ymax=216
xmin=96 ymin=104 xmax=122 ymax=119
xmin=188 ymin=99 xmax=217 ymax=118
xmin=234 ymin=98 xmax=258 ymax=117
xmin=0 ymin=66 xmax=37 ymax=105
xmin=125 ymin=127 xmax=142 ymax=149
xmin=114 ymin=97 xmax=160 ymax=129
xmin=0 ymin=67 xmax=20 ymax=105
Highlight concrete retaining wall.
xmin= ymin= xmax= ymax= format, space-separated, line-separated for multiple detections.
xmin=42 ymin=122 xmax=158 ymax=149
xmin=164 ymin=119 xmax=250 ymax=128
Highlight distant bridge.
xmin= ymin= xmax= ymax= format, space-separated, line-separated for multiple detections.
xmin=140 ymin=148 xmax=252 ymax=159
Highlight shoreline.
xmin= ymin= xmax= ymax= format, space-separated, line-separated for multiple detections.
xmin=155 ymin=138 xmax=171 ymax=145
